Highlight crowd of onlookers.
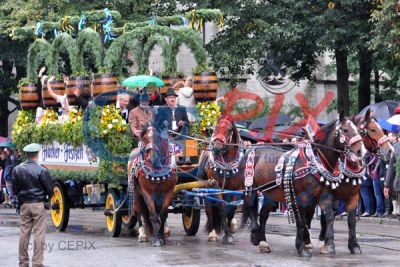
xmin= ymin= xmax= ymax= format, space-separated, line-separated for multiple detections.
xmin=0 ymin=146 xmax=21 ymax=208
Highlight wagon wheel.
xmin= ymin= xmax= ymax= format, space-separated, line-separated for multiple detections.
xmin=122 ymin=214 xmax=137 ymax=229
xmin=182 ymin=207 xmax=201 ymax=236
xmin=105 ymin=189 xmax=122 ymax=237
xmin=50 ymin=182 xmax=70 ymax=232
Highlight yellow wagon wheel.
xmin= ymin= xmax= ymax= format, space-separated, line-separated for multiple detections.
xmin=122 ymin=214 xmax=137 ymax=229
xmin=50 ymin=182 xmax=70 ymax=231
xmin=105 ymin=189 xmax=122 ymax=237
xmin=182 ymin=207 xmax=201 ymax=236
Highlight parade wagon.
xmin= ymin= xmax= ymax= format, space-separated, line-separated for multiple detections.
xmin=38 ymin=139 xmax=209 ymax=237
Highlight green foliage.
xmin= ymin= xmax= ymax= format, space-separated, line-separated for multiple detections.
xmin=27 ymin=39 xmax=51 ymax=80
xmin=48 ymin=168 xmax=98 ymax=182
xmin=371 ymin=0 xmax=400 ymax=87
xmin=166 ymin=28 xmax=208 ymax=74
xmin=46 ymin=33 xmax=79 ymax=76
xmin=140 ymin=34 xmax=168 ymax=74
xmin=76 ymin=28 xmax=103 ymax=74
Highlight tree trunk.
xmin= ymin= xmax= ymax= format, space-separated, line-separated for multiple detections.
xmin=374 ymin=69 xmax=381 ymax=102
xmin=0 ymin=93 xmax=10 ymax=137
xmin=358 ymin=47 xmax=372 ymax=111
xmin=335 ymin=46 xmax=350 ymax=115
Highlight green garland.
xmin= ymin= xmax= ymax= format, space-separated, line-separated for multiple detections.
xmin=27 ymin=39 xmax=51 ymax=81
xmin=103 ymin=35 xmax=142 ymax=77
xmin=139 ymin=34 xmax=168 ymax=74
xmin=8 ymin=10 xmax=122 ymax=41
xmin=46 ymin=33 xmax=79 ymax=75
xmin=76 ymin=28 xmax=103 ymax=74
xmin=165 ymin=28 xmax=208 ymax=74
xmin=48 ymin=169 xmax=98 ymax=182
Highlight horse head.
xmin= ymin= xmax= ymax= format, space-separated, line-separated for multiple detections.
xmin=318 ymin=112 xmax=366 ymax=165
xmin=140 ymin=122 xmax=169 ymax=170
xmin=212 ymin=116 xmax=239 ymax=155
xmin=355 ymin=109 xmax=394 ymax=161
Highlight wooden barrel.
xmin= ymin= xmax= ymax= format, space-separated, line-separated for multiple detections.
xmin=91 ymin=74 xmax=119 ymax=104
xmin=66 ymin=76 xmax=91 ymax=106
xmin=160 ymin=76 xmax=184 ymax=94
xmin=42 ymin=79 xmax=65 ymax=108
xmin=193 ymin=72 xmax=218 ymax=101
xmin=20 ymin=83 xmax=40 ymax=110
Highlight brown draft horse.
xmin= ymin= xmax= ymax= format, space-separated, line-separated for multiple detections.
xmin=200 ymin=116 xmax=245 ymax=244
xmin=241 ymin=114 xmax=366 ymax=256
xmin=316 ymin=109 xmax=394 ymax=254
xmin=127 ymin=123 xmax=178 ymax=247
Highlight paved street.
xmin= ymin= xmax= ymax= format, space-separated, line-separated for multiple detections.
xmin=0 ymin=207 xmax=399 ymax=267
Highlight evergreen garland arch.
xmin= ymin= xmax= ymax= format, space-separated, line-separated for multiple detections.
xmin=103 ymin=35 xmax=142 ymax=77
xmin=165 ymin=28 xmax=208 ymax=74
xmin=76 ymin=28 xmax=103 ymax=73
xmin=27 ymin=39 xmax=51 ymax=81
xmin=46 ymin=33 xmax=79 ymax=76
xmin=139 ymin=34 xmax=169 ymax=75
xmin=104 ymin=26 xmax=175 ymax=76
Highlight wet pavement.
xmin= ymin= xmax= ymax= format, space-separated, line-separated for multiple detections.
xmin=0 ymin=207 xmax=399 ymax=267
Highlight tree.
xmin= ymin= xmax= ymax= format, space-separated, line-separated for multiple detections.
xmin=0 ymin=0 xmax=177 ymax=137
xmin=181 ymin=0 xmax=385 ymax=114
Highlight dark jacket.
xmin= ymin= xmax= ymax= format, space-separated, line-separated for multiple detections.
xmin=2 ymin=155 xmax=16 ymax=182
xmin=12 ymin=160 xmax=54 ymax=205
xmin=154 ymin=105 xmax=189 ymax=133
xmin=150 ymin=93 xmax=166 ymax=106
xmin=385 ymin=142 xmax=400 ymax=192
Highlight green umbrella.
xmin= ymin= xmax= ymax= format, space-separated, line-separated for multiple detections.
xmin=0 ymin=141 xmax=15 ymax=149
xmin=122 ymin=75 xmax=165 ymax=88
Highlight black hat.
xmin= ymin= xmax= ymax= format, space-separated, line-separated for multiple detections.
xmin=139 ymin=92 xmax=150 ymax=102
xmin=165 ymin=88 xmax=178 ymax=97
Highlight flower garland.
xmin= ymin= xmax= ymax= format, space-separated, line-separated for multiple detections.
xmin=90 ymin=104 xmax=127 ymax=138
xmin=196 ymin=101 xmax=221 ymax=135
xmin=39 ymin=109 xmax=59 ymax=127
xmin=12 ymin=110 xmax=35 ymax=137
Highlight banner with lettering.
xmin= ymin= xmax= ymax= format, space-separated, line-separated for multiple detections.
xmin=38 ymin=142 xmax=99 ymax=168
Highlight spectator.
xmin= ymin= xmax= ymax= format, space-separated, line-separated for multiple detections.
xmin=1 ymin=147 xmax=17 ymax=208
xmin=175 ymin=77 xmax=196 ymax=123
xmin=384 ymin=137 xmax=400 ymax=220
xmin=370 ymin=157 xmax=386 ymax=217
xmin=361 ymin=153 xmax=375 ymax=216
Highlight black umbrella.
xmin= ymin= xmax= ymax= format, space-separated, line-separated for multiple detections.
xmin=358 ymin=101 xmax=400 ymax=119
xmin=249 ymin=114 xmax=291 ymax=130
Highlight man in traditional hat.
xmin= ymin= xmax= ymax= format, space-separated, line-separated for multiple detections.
xmin=154 ymin=88 xmax=189 ymax=133
xmin=129 ymin=92 xmax=153 ymax=140
xmin=12 ymin=143 xmax=54 ymax=267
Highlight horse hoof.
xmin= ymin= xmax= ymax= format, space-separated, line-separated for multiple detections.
xmin=208 ymin=230 xmax=217 ymax=242
xmin=164 ymin=225 xmax=171 ymax=238
xmin=305 ymin=242 xmax=313 ymax=250
xmin=250 ymin=232 xmax=261 ymax=246
xmin=320 ymin=245 xmax=335 ymax=255
xmin=259 ymin=241 xmax=271 ymax=253
xmin=350 ymin=246 xmax=362 ymax=255
xmin=298 ymin=248 xmax=312 ymax=257
xmin=138 ymin=227 xmax=148 ymax=242
xmin=222 ymin=235 xmax=235 ymax=245
xmin=230 ymin=218 xmax=238 ymax=234
xmin=153 ymin=239 xmax=163 ymax=247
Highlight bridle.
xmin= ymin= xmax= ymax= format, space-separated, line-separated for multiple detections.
xmin=359 ymin=118 xmax=390 ymax=155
